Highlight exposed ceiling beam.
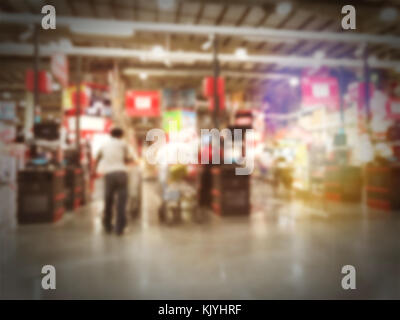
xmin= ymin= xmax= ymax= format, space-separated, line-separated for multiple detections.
xmin=215 ymin=5 xmax=229 ymax=26
xmin=1 ymin=42 xmax=399 ymax=70
xmin=195 ymin=3 xmax=206 ymax=24
xmin=123 ymin=68 xmax=297 ymax=80
xmin=2 ymin=13 xmax=400 ymax=46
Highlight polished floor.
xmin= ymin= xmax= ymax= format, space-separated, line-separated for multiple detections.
xmin=1 ymin=179 xmax=400 ymax=299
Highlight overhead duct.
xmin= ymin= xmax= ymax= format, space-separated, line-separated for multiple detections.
xmin=123 ymin=68 xmax=296 ymax=80
xmin=1 ymin=12 xmax=400 ymax=47
xmin=0 ymin=42 xmax=399 ymax=70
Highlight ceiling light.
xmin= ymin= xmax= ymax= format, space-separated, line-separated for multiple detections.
xmin=276 ymin=2 xmax=292 ymax=16
xmin=157 ymin=0 xmax=176 ymax=10
xmin=289 ymin=77 xmax=299 ymax=87
xmin=379 ymin=7 xmax=398 ymax=22
xmin=202 ymin=40 xmax=212 ymax=51
xmin=151 ymin=45 xmax=166 ymax=57
xmin=202 ymin=34 xmax=215 ymax=51
xmin=314 ymin=50 xmax=325 ymax=59
xmin=235 ymin=48 xmax=248 ymax=60
xmin=70 ymin=22 xmax=134 ymax=37
xmin=139 ymin=72 xmax=148 ymax=80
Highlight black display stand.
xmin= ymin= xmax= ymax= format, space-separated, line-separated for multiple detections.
xmin=211 ymin=164 xmax=250 ymax=216
xmin=366 ymin=164 xmax=400 ymax=211
xmin=17 ymin=169 xmax=65 ymax=224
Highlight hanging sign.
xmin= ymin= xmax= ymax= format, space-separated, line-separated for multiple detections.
xmin=51 ymin=53 xmax=69 ymax=87
xmin=126 ymin=91 xmax=160 ymax=117
xmin=301 ymin=76 xmax=340 ymax=110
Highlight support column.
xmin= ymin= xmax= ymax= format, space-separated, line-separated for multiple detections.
xmin=33 ymin=24 xmax=40 ymax=116
xmin=212 ymin=34 xmax=220 ymax=129
xmin=76 ymin=56 xmax=82 ymax=157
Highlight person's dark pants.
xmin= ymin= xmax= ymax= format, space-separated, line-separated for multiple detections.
xmin=104 ymin=171 xmax=128 ymax=233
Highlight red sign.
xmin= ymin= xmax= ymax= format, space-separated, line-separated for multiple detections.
xmin=386 ymin=97 xmax=400 ymax=120
xmin=51 ymin=53 xmax=69 ymax=87
xmin=203 ymin=77 xmax=225 ymax=97
xmin=25 ymin=70 xmax=52 ymax=94
xmin=301 ymin=76 xmax=339 ymax=110
xmin=126 ymin=91 xmax=160 ymax=117
xmin=64 ymin=115 xmax=112 ymax=139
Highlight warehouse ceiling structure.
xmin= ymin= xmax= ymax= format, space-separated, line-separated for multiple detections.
xmin=1 ymin=0 xmax=400 ymax=97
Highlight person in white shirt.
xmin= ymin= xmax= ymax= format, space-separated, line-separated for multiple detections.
xmin=93 ymin=127 xmax=134 ymax=235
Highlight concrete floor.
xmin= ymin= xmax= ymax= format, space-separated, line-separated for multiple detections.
xmin=1 ymin=179 xmax=399 ymax=299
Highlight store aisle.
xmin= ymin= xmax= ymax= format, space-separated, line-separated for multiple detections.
xmin=1 ymin=179 xmax=400 ymax=299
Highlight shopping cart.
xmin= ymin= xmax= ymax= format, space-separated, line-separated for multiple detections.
xmin=158 ymin=164 xmax=204 ymax=224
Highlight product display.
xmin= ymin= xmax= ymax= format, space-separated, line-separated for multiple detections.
xmin=366 ymin=165 xmax=400 ymax=211
xmin=17 ymin=169 xmax=65 ymax=224
xmin=211 ymin=164 xmax=250 ymax=216
xmin=324 ymin=165 xmax=362 ymax=202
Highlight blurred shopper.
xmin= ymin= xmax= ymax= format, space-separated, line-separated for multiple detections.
xmin=272 ymin=156 xmax=293 ymax=197
xmin=93 ymin=127 xmax=135 ymax=235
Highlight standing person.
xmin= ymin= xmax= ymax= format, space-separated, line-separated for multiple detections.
xmin=93 ymin=127 xmax=135 ymax=235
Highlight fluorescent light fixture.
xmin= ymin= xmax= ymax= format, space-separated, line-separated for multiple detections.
xmin=157 ymin=0 xmax=176 ymax=10
xmin=202 ymin=34 xmax=214 ymax=51
xmin=202 ymin=40 xmax=212 ymax=51
xmin=276 ymin=2 xmax=292 ymax=16
xmin=245 ymin=36 xmax=297 ymax=44
xmin=314 ymin=50 xmax=325 ymax=59
xmin=139 ymin=72 xmax=148 ymax=80
xmin=235 ymin=48 xmax=248 ymax=60
xmin=164 ymin=59 xmax=172 ymax=67
xmin=151 ymin=45 xmax=166 ymax=57
xmin=289 ymin=77 xmax=299 ymax=87
xmin=379 ymin=7 xmax=398 ymax=22
xmin=70 ymin=22 xmax=134 ymax=37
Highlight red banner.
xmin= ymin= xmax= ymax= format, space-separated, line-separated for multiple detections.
xmin=203 ymin=77 xmax=225 ymax=97
xmin=25 ymin=70 xmax=53 ymax=94
xmin=126 ymin=91 xmax=160 ymax=117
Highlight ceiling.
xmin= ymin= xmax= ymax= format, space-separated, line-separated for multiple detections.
xmin=1 ymin=0 xmax=400 ymax=97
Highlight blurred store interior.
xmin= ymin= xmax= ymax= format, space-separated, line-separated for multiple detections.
xmin=0 ymin=0 xmax=400 ymax=299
